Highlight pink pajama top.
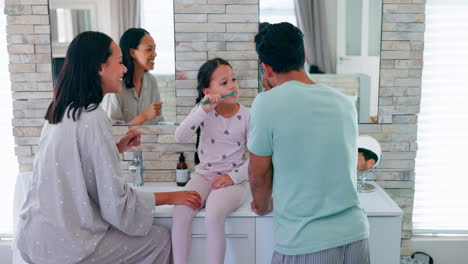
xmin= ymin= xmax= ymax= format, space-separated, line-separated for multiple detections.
xmin=175 ymin=104 xmax=250 ymax=184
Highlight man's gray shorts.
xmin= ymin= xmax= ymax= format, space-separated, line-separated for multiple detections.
xmin=272 ymin=239 xmax=369 ymax=264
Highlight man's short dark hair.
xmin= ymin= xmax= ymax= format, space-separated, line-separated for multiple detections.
xmin=358 ymin=148 xmax=379 ymax=162
xmin=255 ymin=22 xmax=305 ymax=73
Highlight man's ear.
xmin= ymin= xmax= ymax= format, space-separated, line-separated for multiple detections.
xmin=366 ymin=159 xmax=376 ymax=170
xmin=202 ymin=88 xmax=210 ymax=95
xmin=262 ymin=62 xmax=274 ymax=78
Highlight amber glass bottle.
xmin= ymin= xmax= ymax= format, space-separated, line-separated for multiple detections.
xmin=176 ymin=152 xmax=189 ymax=186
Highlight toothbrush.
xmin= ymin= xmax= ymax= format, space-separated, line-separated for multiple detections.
xmin=201 ymin=92 xmax=237 ymax=105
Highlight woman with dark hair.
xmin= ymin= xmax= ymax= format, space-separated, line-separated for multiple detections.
xmin=102 ymin=28 xmax=164 ymax=125
xmin=15 ymin=31 xmax=201 ymax=264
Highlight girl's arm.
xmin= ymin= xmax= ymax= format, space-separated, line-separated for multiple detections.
xmin=175 ymin=104 xmax=209 ymax=142
xmin=211 ymin=157 xmax=249 ymax=189
xmin=175 ymin=94 xmax=224 ymax=142
xmin=224 ymin=109 xmax=251 ymax=184
xmin=227 ymin=158 xmax=249 ymax=184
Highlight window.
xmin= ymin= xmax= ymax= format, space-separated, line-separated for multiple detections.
xmin=0 ymin=0 xmax=18 ymax=237
xmin=141 ymin=0 xmax=176 ymax=122
xmin=260 ymin=0 xmax=296 ymax=25
xmin=141 ymin=0 xmax=175 ymax=75
xmin=413 ymin=0 xmax=468 ymax=234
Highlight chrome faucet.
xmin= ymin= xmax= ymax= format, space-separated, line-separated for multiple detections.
xmin=129 ymin=151 xmax=143 ymax=186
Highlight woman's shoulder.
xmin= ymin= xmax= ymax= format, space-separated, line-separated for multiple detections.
xmin=78 ymin=106 xmax=109 ymax=124
xmin=54 ymin=106 xmax=109 ymax=133
xmin=76 ymin=107 xmax=113 ymax=137
xmin=103 ymin=92 xmax=121 ymax=102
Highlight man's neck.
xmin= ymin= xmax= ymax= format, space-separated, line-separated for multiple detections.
xmin=272 ymin=69 xmax=316 ymax=87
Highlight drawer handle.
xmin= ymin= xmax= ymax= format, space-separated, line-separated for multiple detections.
xmin=192 ymin=234 xmax=248 ymax=239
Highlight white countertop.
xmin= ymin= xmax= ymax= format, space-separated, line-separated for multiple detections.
xmin=17 ymin=172 xmax=402 ymax=218
xmin=133 ymin=181 xmax=403 ymax=218
xmin=357 ymin=182 xmax=404 ymax=217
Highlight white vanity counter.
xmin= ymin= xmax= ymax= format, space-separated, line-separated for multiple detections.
xmin=135 ymin=181 xmax=402 ymax=217
xmin=134 ymin=181 xmax=403 ymax=264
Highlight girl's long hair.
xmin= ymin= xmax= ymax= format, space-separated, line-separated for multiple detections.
xmin=194 ymin=58 xmax=231 ymax=164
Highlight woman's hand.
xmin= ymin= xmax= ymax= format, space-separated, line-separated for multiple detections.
xmin=200 ymin=94 xmax=223 ymax=113
xmin=211 ymin=174 xmax=234 ymax=189
xmin=116 ymin=129 xmax=141 ymax=152
xmin=170 ymin=191 xmax=202 ymax=210
xmin=142 ymin=102 xmax=163 ymax=121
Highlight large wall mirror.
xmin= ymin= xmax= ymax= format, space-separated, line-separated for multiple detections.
xmin=49 ymin=0 xmax=176 ymax=124
xmin=49 ymin=0 xmax=383 ymax=125
xmin=261 ymin=0 xmax=382 ymax=123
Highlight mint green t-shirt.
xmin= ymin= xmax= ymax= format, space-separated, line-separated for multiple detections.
xmin=248 ymin=81 xmax=369 ymax=255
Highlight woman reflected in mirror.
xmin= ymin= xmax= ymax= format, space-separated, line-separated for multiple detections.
xmin=102 ymin=28 xmax=164 ymax=125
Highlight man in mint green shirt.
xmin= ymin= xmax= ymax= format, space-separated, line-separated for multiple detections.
xmin=248 ymin=22 xmax=369 ymax=264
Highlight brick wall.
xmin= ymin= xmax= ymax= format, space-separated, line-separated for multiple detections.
xmin=360 ymin=0 xmax=426 ymax=254
xmin=174 ymin=0 xmax=259 ymax=124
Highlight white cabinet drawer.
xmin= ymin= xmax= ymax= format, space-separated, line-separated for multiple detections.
xmin=368 ymin=216 xmax=402 ymax=264
xmin=256 ymin=217 xmax=274 ymax=264
xmin=155 ymin=217 xmax=255 ymax=264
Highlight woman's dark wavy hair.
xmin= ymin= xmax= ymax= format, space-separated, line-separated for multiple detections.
xmin=45 ymin=31 xmax=113 ymax=124
xmin=194 ymin=58 xmax=231 ymax=164
xmin=255 ymin=22 xmax=305 ymax=73
xmin=119 ymin=28 xmax=150 ymax=89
